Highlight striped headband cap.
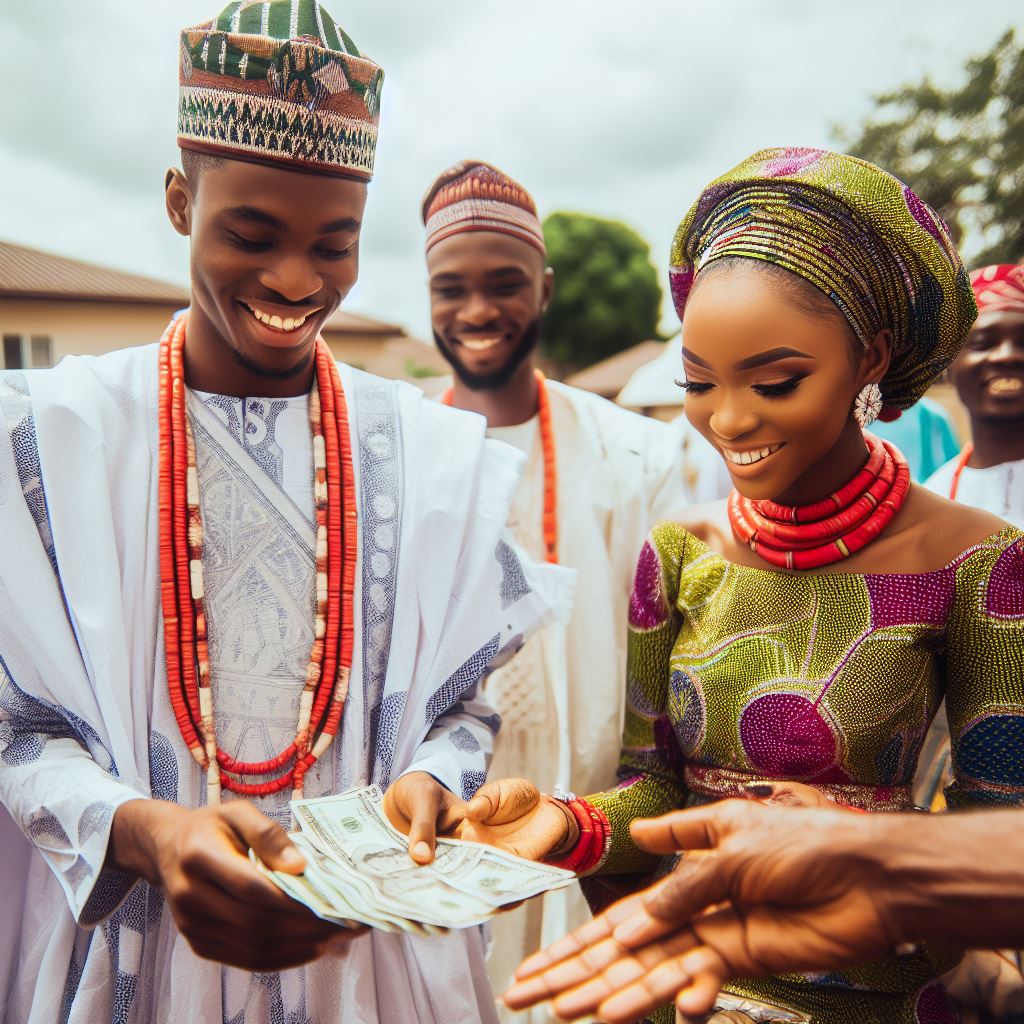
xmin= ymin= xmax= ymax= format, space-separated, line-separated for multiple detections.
xmin=422 ymin=161 xmax=546 ymax=256
xmin=178 ymin=0 xmax=384 ymax=180
xmin=971 ymin=264 xmax=1024 ymax=315
xmin=670 ymin=147 xmax=977 ymax=412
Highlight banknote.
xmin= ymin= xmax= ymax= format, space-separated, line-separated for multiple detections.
xmin=254 ymin=785 xmax=575 ymax=932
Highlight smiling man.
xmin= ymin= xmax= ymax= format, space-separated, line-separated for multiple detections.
xmin=421 ymin=160 xmax=719 ymax=1019
xmin=0 ymin=5 xmax=565 ymax=1022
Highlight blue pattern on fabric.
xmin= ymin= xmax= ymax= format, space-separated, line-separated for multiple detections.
xmin=957 ymin=713 xmax=1024 ymax=787
xmin=149 ymin=731 xmax=179 ymax=802
xmin=78 ymin=801 xmax=115 ymax=845
xmin=28 ymin=810 xmax=72 ymax=849
xmin=101 ymin=881 xmax=166 ymax=1023
xmin=199 ymin=394 xmax=291 ymax=486
xmin=0 ymin=654 xmax=116 ymax=774
xmin=374 ymin=691 xmax=406 ymax=786
xmin=460 ymin=770 xmax=487 ymax=799
xmin=349 ymin=371 xmax=404 ymax=778
xmin=495 ymin=540 xmax=531 ymax=610
xmin=448 ymin=726 xmax=481 ymax=753
xmin=0 ymin=371 xmax=60 ymax=576
xmin=60 ymin=931 xmax=92 ymax=1024
xmin=426 ymin=636 xmax=501 ymax=723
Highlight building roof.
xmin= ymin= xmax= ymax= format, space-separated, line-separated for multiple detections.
xmin=564 ymin=340 xmax=666 ymax=398
xmin=0 ymin=239 xmax=189 ymax=304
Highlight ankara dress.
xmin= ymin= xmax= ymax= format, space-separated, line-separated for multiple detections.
xmin=584 ymin=521 xmax=1024 ymax=1024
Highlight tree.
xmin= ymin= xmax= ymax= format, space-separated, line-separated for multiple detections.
xmin=540 ymin=212 xmax=662 ymax=373
xmin=835 ymin=30 xmax=1023 ymax=266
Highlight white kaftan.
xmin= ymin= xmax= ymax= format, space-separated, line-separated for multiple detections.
xmin=0 ymin=343 xmax=571 ymax=1024
xmin=925 ymin=455 xmax=1024 ymax=529
xmin=481 ymin=382 xmax=726 ymax=1021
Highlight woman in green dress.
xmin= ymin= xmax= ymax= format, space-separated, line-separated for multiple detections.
xmin=462 ymin=148 xmax=1024 ymax=1024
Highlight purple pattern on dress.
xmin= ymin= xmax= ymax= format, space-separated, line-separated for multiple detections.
xmin=762 ymin=147 xmax=824 ymax=178
xmin=863 ymin=567 xmax=956 ymax=629
xmin=739 ymin=692 xmax=837 ymax=779
xmin=629 ymin=541 xmax=668 ymax=629
xmin=653 ymin=714 xmax=685 ymax=777
xmin=902 ymin=184 xmax=944 ymax=243
xmin=913 ymin=981 xmax=958 ymax=1023
xmin=985 ymin=541 xmax=1024 ymax=619
xmin=669 ymin=266 xmax=695 ymax=318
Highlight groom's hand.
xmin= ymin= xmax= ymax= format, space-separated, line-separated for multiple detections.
xmin=382 ymin=771 xmax=468 ymax=864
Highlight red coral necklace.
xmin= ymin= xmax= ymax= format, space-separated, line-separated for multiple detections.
xmin=158 ymin=314 xmax=357 ymax=804
xmin=442 ymin=368 xmax=558 ymax=564
xmin=728 ymin=432 xmax=911 ymax=570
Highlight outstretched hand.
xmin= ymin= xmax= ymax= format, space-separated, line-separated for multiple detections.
xmin=456 ymin=777 xmax=574 ymax=862
xmin=505 ymin=800 xmax=903 ymax=1022
xmin=381 ymin=771 xmax=469 ymax=864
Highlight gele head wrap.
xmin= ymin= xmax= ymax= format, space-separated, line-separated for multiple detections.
xmin=178 ymin=0 xmax=384 ymax=180
xmin=970 ymin=264 xmax=1024 ymax=316
xmin=422 ymin=160 xmax=546 ymax=257
xmin=670 ymin=147 xmax=978 ymax=412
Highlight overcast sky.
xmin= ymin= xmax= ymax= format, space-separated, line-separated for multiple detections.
xmin=1 ymin=1 xmax=1018 ymax=343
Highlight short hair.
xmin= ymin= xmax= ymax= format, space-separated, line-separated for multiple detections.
xmin=180 ymin=148 xmax=226 ymax=188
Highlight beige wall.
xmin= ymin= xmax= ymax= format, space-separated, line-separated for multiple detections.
xmin=0 ymin=298 xmax=185 ymax=366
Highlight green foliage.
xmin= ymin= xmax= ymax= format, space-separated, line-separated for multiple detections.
xmin=403 ymin=359 xmax=442 ymax=380
xmin=836 ymin=29 xmax=1024 ymax=265
xmin=540 ymin=212 xmax=663 ymax=372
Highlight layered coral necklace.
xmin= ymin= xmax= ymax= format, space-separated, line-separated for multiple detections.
xmin=442 ymin=368 xmax=558 ymax=564
xmin=158 ymin=314 xmax=357 ymax=804
xmin=728 ymin=432 xmax=911 ymax=570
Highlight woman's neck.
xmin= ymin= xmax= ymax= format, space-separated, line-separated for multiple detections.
xmin=771 ymin=421 xmax=869 ymax=507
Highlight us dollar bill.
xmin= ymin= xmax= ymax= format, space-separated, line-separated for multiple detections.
xmin=254 ymin=785 xmax=575 ymax=931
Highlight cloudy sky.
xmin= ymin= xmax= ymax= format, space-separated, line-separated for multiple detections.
xmin=1 ymin=1 xmax=1018 ymax=342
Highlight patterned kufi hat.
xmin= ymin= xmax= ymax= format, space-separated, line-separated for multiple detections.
xmin=422 ymin=161 xmax=546 ymax=257
xmin=670 ymin=147 xmax=978 ymax=413
xmin=970 ymin=264 xmax=1024 ymax=316
xmin=178 ymin=0 xmax=384 ymax=180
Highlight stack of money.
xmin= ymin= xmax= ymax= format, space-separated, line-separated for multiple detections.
xmin=253 ymin=785 xmax=575 ymax=934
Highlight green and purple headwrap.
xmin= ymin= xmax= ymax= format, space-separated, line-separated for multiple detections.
xmin=670 ymin=147 xmax=977 ymax=413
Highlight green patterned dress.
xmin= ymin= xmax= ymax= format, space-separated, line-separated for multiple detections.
xmin=584 ymin=522 xmax=1024 ymax=1024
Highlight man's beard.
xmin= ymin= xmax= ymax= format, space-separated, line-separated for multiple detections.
xmin=433 ymin=315 xmax=543 ymax=391
xmin=230 ymin=344 xmax=315 ymax=382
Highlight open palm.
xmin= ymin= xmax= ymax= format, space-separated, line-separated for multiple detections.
xmin=457 ymin=777 xmax=570 ymax=862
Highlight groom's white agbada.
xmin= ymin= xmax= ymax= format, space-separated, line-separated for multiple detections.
xmin=0 ymin=345 xmax=568 ymax=1023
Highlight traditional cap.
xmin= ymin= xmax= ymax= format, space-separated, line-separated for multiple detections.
xmin=178 ymin=0 xmax=383 ymax=180
xmin=422 ymin=161 xmax=546 ymax=256
xmin=971 ymin=264 xmax=1024 ymax=315
xmin=670 ymin=147 xmax=977 ymax=412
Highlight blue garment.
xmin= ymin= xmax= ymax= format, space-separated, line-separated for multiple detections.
xmin=872 ymin=396 xmax=961 ymax=482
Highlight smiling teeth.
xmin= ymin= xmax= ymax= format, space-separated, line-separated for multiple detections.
xmin=247 ymin=305 xmax=308 ymax=332
xmin=989 ymin=377 xmax=1024 ymax=395
xmin=723 ymin=444 xmax=783 ymax=466
xmin=460 ymin=337 xmax=503 ymax=351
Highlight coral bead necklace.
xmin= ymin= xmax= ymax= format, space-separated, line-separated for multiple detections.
xmin=158 ymin=314 xmax=357 ymax=804
xmin=443 ymin=368 xmax=558 ymax=564
xmin=728 ymin=432 xmax=911 ymax=570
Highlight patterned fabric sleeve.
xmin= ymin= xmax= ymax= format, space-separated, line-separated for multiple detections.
xmin=584 ymin=522 xmax=690 ymax=874
xmin=401 ymin=681 xmax=499 ymax=802
xmin=944 ymin=529 xmax=1024 ymax=809
xmin=0 ymin=656 xmax=143 ymax=926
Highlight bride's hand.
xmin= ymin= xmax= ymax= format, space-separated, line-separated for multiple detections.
xmin=457 ymin=778 xmax=576 ymax=862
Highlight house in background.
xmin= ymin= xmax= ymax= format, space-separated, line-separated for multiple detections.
xmin=0 ymin=240 xmax=447 ymax=382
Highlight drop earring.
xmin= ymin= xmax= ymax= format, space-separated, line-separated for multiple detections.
xmin=853 ymin=382 xmax=883 ymax=429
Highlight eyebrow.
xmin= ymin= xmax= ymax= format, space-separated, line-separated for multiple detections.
xmin=225 ymin=206 xmax=360 ymax=235
xmin=682 ymin=346 xmax=814 ymax=371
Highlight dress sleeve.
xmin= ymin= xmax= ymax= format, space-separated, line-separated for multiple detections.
xmin=944 ymin=530 xmax=1024 ymax=809
xmin=584 ymin=522 xmax=689 ymax=874
xmin=400 ymin=681 xmax=498 ymax=801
